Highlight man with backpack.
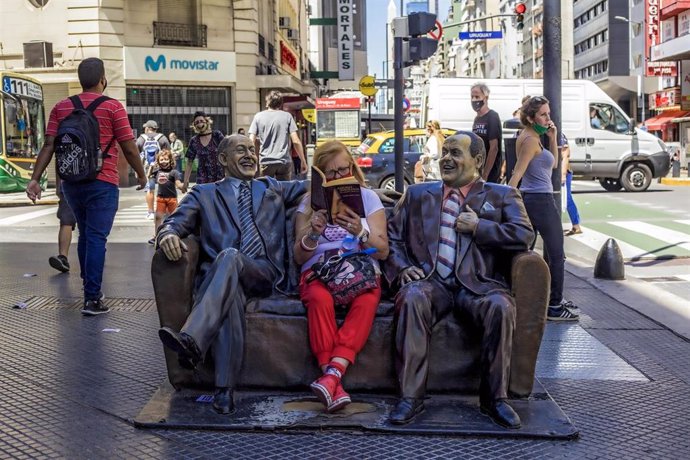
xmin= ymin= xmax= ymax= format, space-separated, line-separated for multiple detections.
xmin=26 ymin=57 xmax=147 ymax=316
xmin=137 ymin=120 xmax=170 ymax=219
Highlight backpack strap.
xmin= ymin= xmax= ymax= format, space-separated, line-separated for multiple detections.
xmin=69 ymin=95 xmax=84 ymax=110
xmin=85 ymin=95 xmax=112 ymax=112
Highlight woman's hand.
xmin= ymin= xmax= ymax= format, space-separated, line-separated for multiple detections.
xmin=334 ymin=207 xmax=363 ymax=235
xmin=310 ymin=210 xmax=328 ymax=236
xmin=546 ymin=122 xmax=557 ymax=140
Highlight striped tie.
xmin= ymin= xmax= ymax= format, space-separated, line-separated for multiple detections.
xmin=436 ymin=191 xmax=461 ymax=279
xmin=238 ymin=182 xmax=265 ymax=258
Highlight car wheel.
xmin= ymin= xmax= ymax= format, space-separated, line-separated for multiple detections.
xmin=380 ymin=175 xmax=410 ymax=191
xmin=620 ymin=163 xmax=652 ymax=192
xmin=598 ymin=177 xmax=623 ymax=192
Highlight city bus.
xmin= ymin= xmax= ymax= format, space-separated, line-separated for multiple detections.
xmin=0 ymin=71 xmax=46 ymax=192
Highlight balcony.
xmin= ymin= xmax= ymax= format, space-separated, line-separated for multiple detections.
xmin=153 ymin=22 xmax=207 ymax=48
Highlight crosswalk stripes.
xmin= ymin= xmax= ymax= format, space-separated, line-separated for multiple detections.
xmin=113 ymin=204 xmax=154 ymax=226
xmin=609 ymin=221 xmax=690 ymax=252
xmin=0 ymin=207 xmax=57 ymax=226
xmin=563 ymin=223 xmax=648 ymax=259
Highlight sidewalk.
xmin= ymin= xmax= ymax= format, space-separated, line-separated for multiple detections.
xmin=0 ymin=189 xmax=58 ymax=207
xmin=660 ymin=166 xmax=690 ymax=186
xmin=0 ymin=243 xmax=688 ymax=458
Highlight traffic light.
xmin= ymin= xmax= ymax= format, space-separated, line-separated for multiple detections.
xmin=515 ymin=2 xmax=526 ymax=31
xmin=402 ymin=12 xmax=439 ymax=65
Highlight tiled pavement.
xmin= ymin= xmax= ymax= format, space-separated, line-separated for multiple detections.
xmin=0 ymin=243 xmax=689 ymax=459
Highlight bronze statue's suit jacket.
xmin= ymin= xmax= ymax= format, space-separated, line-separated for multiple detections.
xmin=157 ymin=176 xmax=307 ymax=294
xmin=384 ymin=180 xmax=534 ymax=294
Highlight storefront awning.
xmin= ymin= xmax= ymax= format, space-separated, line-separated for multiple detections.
xmin=282 ymin=95 xmax=315 ymax=111
xmin=644 ymin=110 xmax=690 ymax=131
xmin=255 ymin=74 xmax=316 ymax=96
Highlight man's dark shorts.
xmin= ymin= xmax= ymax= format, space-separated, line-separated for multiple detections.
xmin=57 ymin=195 xmax=76 ymax=229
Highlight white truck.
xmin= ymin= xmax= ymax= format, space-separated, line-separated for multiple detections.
xmin=423 ymin=78 xmax=671 ymax=192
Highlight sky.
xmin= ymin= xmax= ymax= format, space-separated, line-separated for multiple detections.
xmin=365 ymin=0 xmax=452 ymax=79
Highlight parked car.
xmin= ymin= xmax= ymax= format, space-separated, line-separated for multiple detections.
xmin=355 ymin=128 xmax=456 ymax=189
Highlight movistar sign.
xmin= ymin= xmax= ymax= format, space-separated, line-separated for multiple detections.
xmin=145 ymin=55 xmax=166 ymax=72
xmin=145 ymin=54 xmax=219 ymax=72
xmin=125 ymin=47 xmax=236 ymax=82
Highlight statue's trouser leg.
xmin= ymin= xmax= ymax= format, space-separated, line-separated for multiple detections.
xmin=455 ymin=289 xmax=516 ymax=404
xmin=394 ymin=278 xmax=454 ymax=399
xmin=181 ymin=248 xmax=275 ymax=388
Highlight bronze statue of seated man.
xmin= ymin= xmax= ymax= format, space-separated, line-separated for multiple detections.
xmin=383 ymin=131 xmax=535 ymax=428
xmin=156 ymin=134 xmax=307 ymax=414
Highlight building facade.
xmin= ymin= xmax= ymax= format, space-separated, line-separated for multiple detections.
xmin=0 ymin=0 xmax=316 ymax=184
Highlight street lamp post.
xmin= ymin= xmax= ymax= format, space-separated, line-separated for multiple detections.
xmin=614 ymin=14 xmax=645 ymax=123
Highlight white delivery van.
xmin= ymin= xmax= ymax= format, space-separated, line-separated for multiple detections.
xmin=423 ymin=78 xmax=671 ymax=192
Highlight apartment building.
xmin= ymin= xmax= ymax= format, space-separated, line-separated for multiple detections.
xmin=1 ymin=0 xmax=317 ymax=183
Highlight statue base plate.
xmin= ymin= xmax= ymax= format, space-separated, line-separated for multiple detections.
xmin=135 ymin=379 xmax=578 ymax=439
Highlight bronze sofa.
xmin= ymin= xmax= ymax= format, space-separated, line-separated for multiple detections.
xmin=151 ymin=232 xmax=550 ymax=397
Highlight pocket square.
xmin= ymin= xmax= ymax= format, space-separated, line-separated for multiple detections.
xmin=481 ymin=202 xmax=496 ymax=212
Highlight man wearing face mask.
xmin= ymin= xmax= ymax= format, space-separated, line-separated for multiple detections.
xmin=471 ymin=82 xmax=503 ymax=184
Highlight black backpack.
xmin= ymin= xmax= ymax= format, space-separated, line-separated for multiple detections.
xmin=54 ymin=95 xmax=115 ymax=182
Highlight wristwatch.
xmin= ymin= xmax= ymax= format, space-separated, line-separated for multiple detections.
xmin=358 ymin=228 xmax=369 ymax=243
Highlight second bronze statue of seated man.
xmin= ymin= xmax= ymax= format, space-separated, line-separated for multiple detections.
xmin=383 ymin=131 xmax=534 ymax=428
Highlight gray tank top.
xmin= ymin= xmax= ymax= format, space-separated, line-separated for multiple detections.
xmin=520 ymin=145 xmax=554 ymax=193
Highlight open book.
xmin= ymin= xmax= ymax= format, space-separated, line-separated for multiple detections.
xmin=310 ymin=166 xmax=365 ymax=224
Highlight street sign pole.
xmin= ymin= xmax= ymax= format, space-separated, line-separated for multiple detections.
xmin=394 ymin=35 xmax=405 ymax=193
xmin=368 ymin=97 xmax=372 ymax=135
xmin=543 ymin=0 xmax=562 ymax=207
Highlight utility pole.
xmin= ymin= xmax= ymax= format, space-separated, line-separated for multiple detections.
xmin=543 ymin=0 xmax=562 ymax=203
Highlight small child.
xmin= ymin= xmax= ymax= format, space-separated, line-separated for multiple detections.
xmin=148 ymin=149 xmax=184 ymax=244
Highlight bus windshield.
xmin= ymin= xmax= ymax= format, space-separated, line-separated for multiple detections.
xmin=2 ymin=92 xmax=45 ymax=159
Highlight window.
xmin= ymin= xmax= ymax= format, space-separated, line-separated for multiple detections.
xmin=591 ymin=103 xmax=630 ymax=134
xmin=3 ymin=96 xmax=45 ymax=158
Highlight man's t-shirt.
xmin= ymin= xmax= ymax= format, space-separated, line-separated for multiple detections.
xmin=46 ymin=92 xmax=134 ymax=186
xmin=153 ymin=167 xmax=182 ymax=198
xmin=248 ymin=110 xmax=297 ymax=165
xmin=472 ymin=109 xmax=503 ymax=183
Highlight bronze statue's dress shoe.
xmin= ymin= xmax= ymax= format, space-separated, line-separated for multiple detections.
xmin=158 ymin=327 xmax=202 ymax=369
xmin=212 ymin=388 xmax=235 ymax=415
xmin=389 ymin=397 xmax=425 ymax=425
xmin=480 ymin=399 xmax=521 ymax=429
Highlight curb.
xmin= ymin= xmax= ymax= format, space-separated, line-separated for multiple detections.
xmin=660 ymin=177 xmax=690 ymax=186
xmin=565 ymin=259 xmax=690 ymax=341
xmin=0 ymin=199 xmax=59 ymax=208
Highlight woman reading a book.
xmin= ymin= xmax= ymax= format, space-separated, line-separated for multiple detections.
xmin=294 ymin=141 xmax=389 ymax=413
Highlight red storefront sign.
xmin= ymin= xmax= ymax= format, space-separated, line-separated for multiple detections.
xmin=315 ymin=98 xmax=361 ymax=110
xmin=280 ymin=41 xmax=297 ymax=72
xmin=646 ymin=0 xmax=678 ymax=77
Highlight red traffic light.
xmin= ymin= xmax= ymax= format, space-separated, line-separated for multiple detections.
xmin=515 ymin=3 xmax=527 ymax=15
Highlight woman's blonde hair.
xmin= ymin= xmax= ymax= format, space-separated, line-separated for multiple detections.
xmin=426 ymin=119 xmax=445 ymax=148
xmin=300 ymin=141 xmax=367 ymax=225
xmin=313 ymin=140 xmax=366 ymax=186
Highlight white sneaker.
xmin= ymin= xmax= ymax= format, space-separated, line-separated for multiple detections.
xmin=146 ymin=212 xmax=154 ymax=220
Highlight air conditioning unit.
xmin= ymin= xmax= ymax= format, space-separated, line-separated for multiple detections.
xmin=279 ymin=17 xmax=290 ymax=28
xmin=23 ymin=41 xmax=53 ymax=68
xmin=287 ymin=29 xmax=298 ymax=40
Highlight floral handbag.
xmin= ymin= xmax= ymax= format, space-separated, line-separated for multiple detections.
xmin=307 ymin=248 xmax=379 ymax=306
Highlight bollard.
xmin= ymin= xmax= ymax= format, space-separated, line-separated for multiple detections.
xmin=672 ymin=158 xmax=680 ymax=177
xmin=594 ymin=238 xmax=625 ymax=280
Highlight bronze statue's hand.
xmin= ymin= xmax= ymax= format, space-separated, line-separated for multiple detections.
xmin=400 ymin=266 xmax=425 ymax=286
xmin=159 ymin=234 xmax=187 ymax=261
xmin=310 ymin=209 xmax=328 ymax=235
xmin=335 ymin=207 xmax=363 ymax=235
xmin=456 ymin=205 xmax=479 ymax=234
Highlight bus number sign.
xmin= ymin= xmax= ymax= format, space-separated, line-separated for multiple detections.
xmin=2 ymin=77 xmax=43 ymax=100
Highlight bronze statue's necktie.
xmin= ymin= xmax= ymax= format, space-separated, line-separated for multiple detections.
xmin=238 ymin=182 xmax=265 ymax=257
xmin=436 ymin=191 xmax=460 ymax=279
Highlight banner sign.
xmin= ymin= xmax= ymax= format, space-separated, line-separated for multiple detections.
xmin=645 ymin=0 xmax=677 ymax=77
xmin=315 ymin=98 xmax=360 ymax=110
xmin=337 ymin=0 xmax=354 ymax=81
xmin=682 ymin=61 xmax=690 ymax=111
